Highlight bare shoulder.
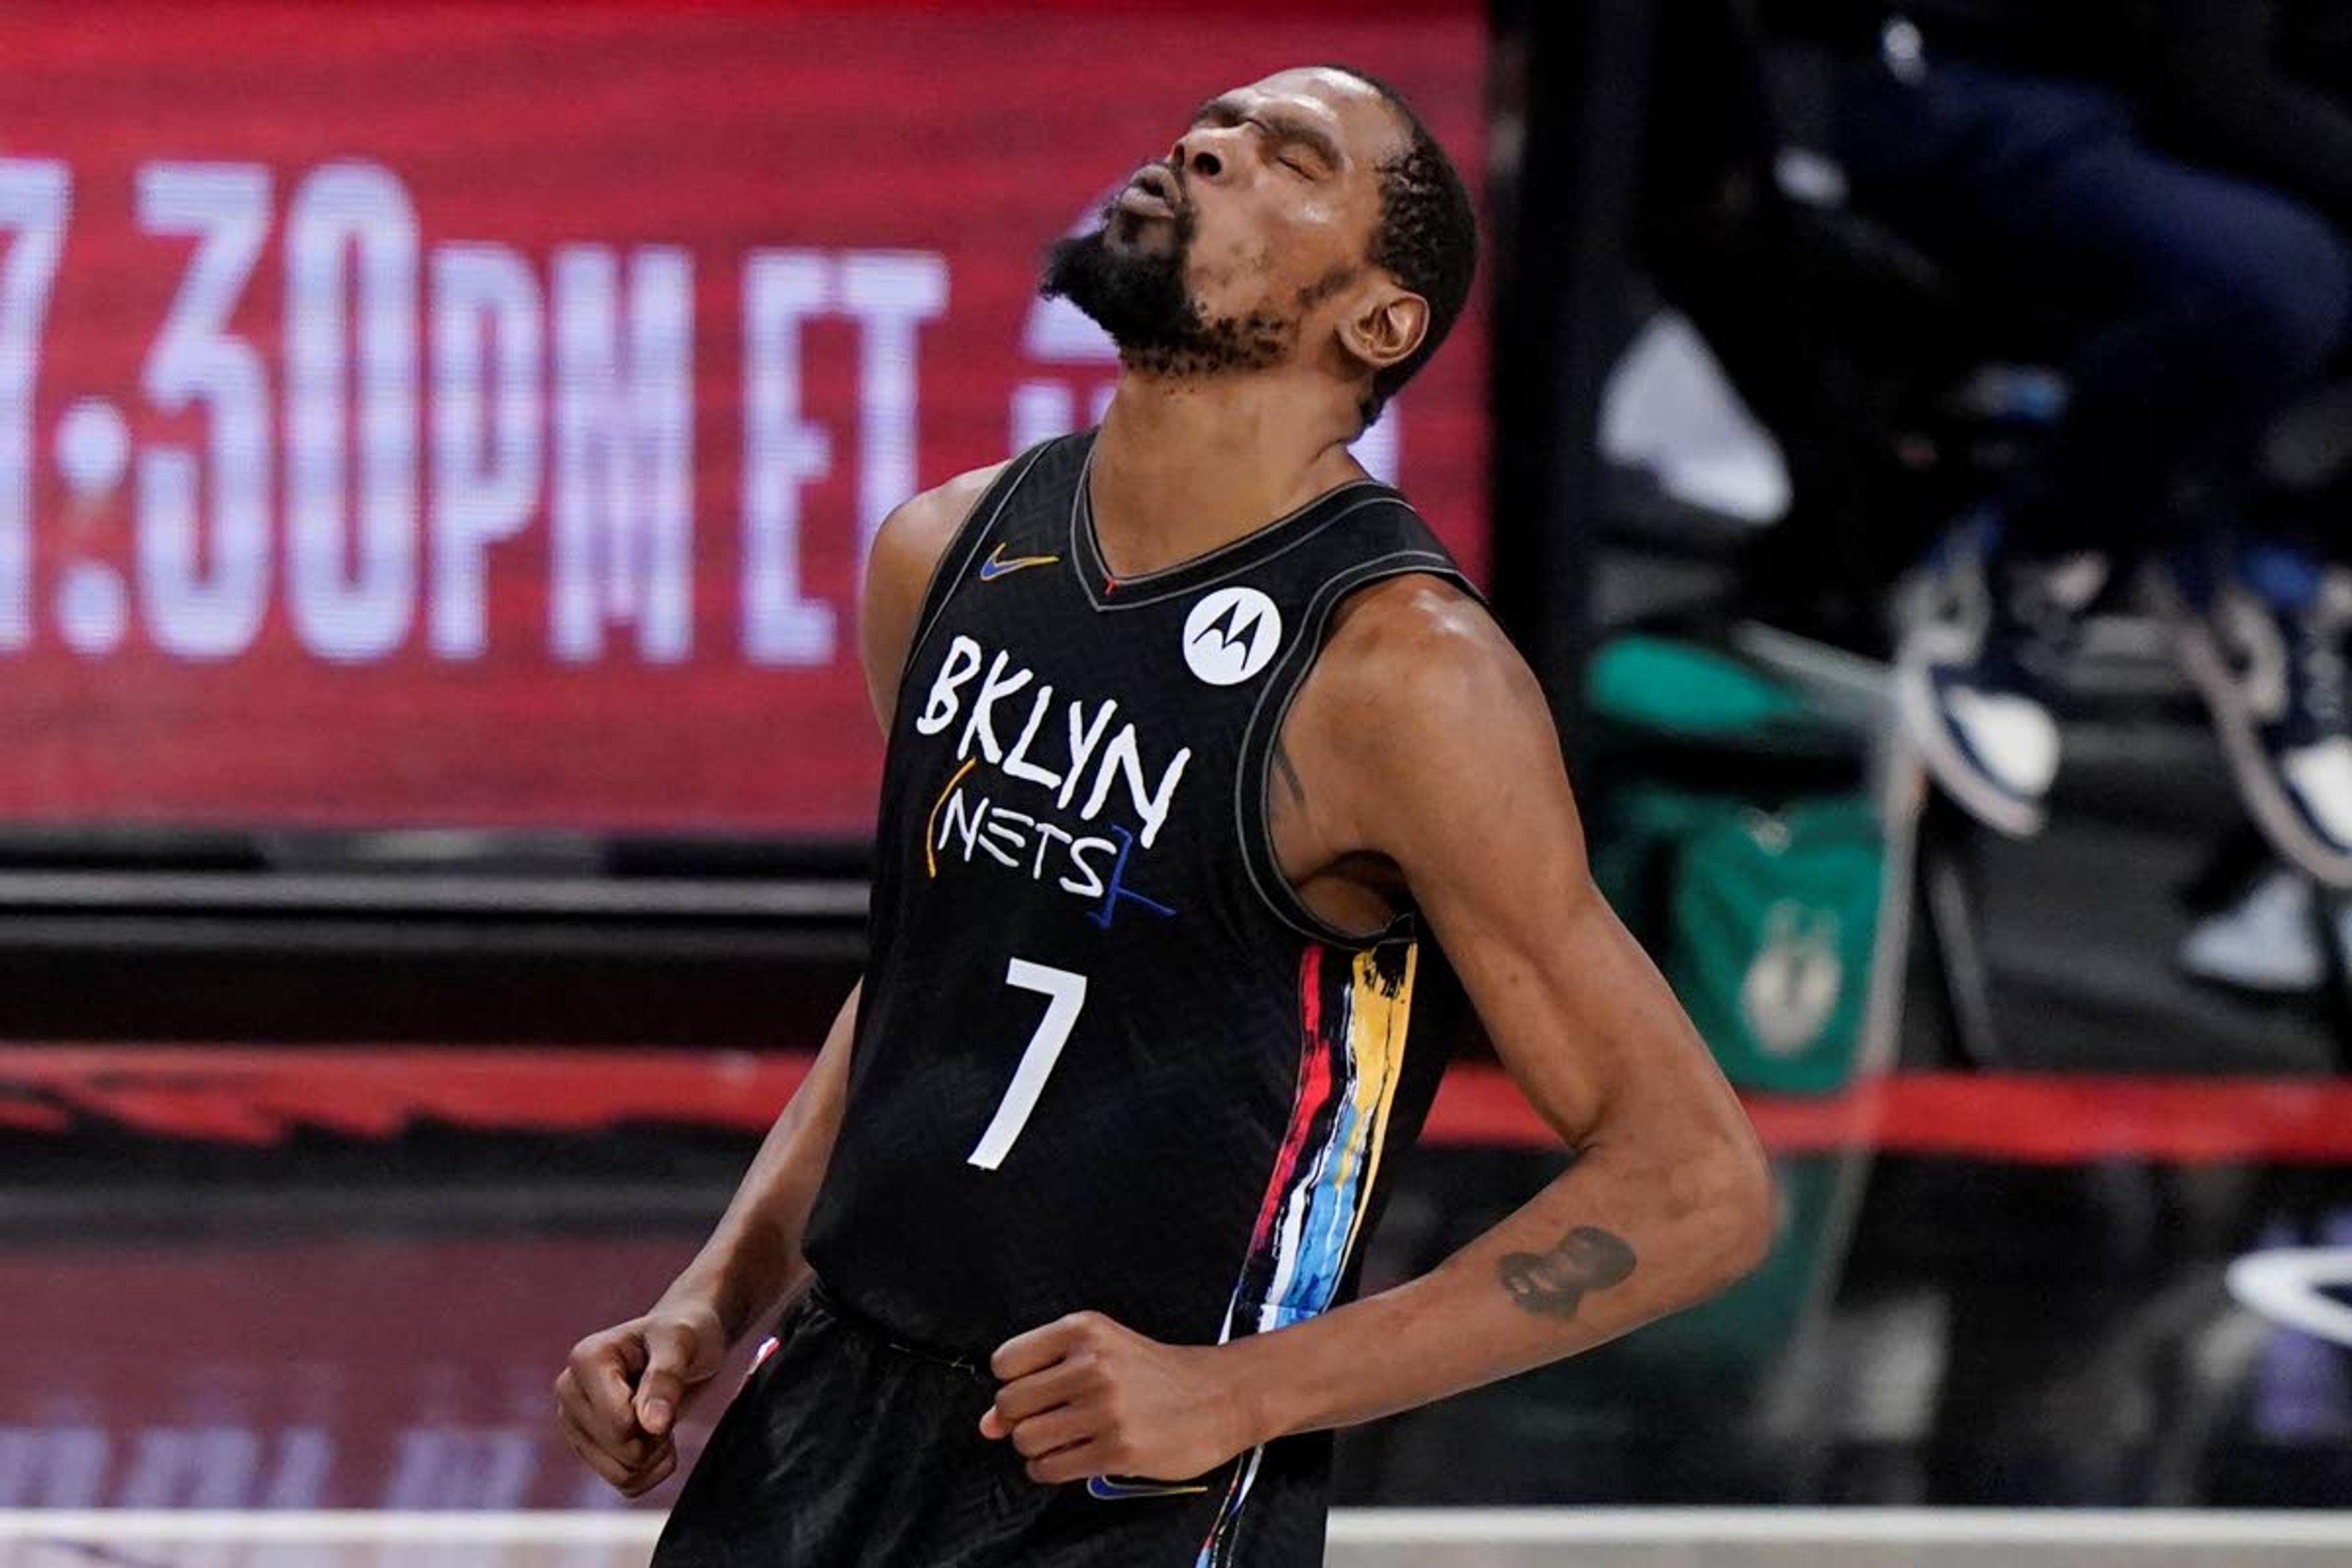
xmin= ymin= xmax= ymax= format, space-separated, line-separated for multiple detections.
xmin=1287 ymin=572 xmax=1568 ymax=862
xmin=869 ymin=461 xmax=1013 ymax=598
xmin=859 ymin=460 xmax=1012 ymax=726
xmin=1311 ymin=573 xmax=1546 ymax=742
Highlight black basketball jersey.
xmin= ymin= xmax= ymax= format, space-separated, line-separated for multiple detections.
xmin=802 ymin=431 xmax=1476 ymax=1375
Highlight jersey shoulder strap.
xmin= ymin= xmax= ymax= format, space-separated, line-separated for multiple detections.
xmin=1233 ymin=497 xmax=1485 ymax=946
xmin=899 ymin=435 xmax=1079 ymax=681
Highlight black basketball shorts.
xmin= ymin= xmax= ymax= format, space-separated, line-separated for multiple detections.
xmin=650 ymin=1282 xmax=1332 ymax=1567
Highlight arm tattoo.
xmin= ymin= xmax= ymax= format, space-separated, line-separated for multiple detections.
xmin=1497 ymin=1225 xmax=1638 ymax=1320
xmin=1272 ymin=740 xmax=1310 ymax=810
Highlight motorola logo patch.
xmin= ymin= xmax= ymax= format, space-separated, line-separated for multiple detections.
xmin=1182 ymin=587 xmax=1283 ymax=687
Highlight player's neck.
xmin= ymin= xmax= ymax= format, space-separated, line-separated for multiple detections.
xmin=1088 ymin=372 xmax=1365 ymax=579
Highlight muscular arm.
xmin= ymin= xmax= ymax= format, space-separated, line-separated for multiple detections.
xmin=653 ymin=459 xmax=1009 ymax=1344
xmin=983 ymin=579 xmax=1771 ymax=1485
xmin=1221 ymin=580 xmax=1772 ymax=1436
xmin=556 ymin=461 xmax=1003 ymax=1494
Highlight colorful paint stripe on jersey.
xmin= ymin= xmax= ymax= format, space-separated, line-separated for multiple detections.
xmin=1195 ymin=938 xmax=1419 ymax=1567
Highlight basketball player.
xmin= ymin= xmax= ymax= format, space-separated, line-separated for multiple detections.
xmin=555 ymin=66 xmax=1771 ymax=1566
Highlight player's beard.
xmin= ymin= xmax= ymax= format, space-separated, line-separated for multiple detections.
xmin=1039 ymin=205 xmax=1294 ymax=378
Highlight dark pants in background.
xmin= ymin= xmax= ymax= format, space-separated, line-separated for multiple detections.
xmin=1839 ymin=56 xmax=2352 ymax=560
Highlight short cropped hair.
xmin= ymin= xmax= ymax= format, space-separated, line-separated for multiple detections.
xmin=1322 ymin=65 xmax=1479 ymax=426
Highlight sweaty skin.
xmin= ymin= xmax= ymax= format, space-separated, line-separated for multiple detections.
xmin=556 ymin=66 xmax=1771 ymax=1501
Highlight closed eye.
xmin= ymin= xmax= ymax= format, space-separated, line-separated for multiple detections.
xmin=1268 ymin=134 xmax=1338 ymax=181
xmin=1189 ymin=96 xmax=1341 ymax=178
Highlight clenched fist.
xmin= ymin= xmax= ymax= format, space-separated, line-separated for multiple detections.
xmin=554 ymin=1302 xmax=728 ymax=1498
xmin=979 ymin=1310 xmax=1263 ymax=1486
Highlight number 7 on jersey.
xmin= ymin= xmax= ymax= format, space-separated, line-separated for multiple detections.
xmin=967 ymin=957 xmax=1089 ymax=1170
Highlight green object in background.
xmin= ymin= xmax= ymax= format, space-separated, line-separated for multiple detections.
xmin=1667 ymin=794 xmax=1881 ymax=1094
xmin=1585 ymin=632 xmax=1884 ymax=1094
xmin=1596 ymin=784 xmax=1880 ymax=1096
xmin=1586 ymin=633 xmax=1812 ymax=738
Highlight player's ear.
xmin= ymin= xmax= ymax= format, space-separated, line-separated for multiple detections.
xmin=1339 ymin=287 xmax=1428 ymax=379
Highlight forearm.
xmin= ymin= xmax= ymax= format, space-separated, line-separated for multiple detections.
xmin=654 ymin=982 xmax=860 ymax=1346
xmin=1226 ymin=1117 xmax=1768 ymax=1441
xmin=1204 ymin=603 xmax=1774 ymax=1447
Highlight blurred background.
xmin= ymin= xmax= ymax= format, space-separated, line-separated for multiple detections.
xmin=4 ymin=1 xmax=2351 ymax=1561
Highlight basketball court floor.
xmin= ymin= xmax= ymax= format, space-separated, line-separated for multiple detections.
xmin=6 ymin=1509 xmax=2351 ymax=1566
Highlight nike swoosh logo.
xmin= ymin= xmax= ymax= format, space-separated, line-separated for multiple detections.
xmin=977 ymin=543 xmax=1061 ymax=581
xmin=1085 ymin=1475 xmax=1211 ymax=1501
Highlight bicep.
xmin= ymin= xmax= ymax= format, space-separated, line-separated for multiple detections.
xmin=1358 ymin=649 xmax=1740 ymax=1147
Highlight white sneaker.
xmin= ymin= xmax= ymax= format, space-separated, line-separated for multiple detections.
xmin=1894 ymin=516 xmax=2064 ymax=837
xmin=2177 ymin=866 xmax=2324 ymax=993
xmin=2156 ymin=551 xmax=2352 ymax=888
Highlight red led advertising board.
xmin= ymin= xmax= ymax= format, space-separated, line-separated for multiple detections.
xmin=0 ymin=4 xmax=1487 ymax=839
